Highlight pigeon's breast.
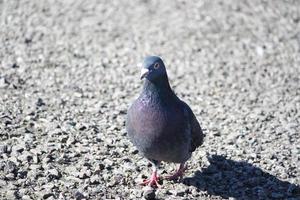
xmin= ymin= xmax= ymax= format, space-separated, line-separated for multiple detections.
xmin=126 ymin=96 xmax=191 ymax=163
xmin=128 ymin=97 xmax=166 ymax=139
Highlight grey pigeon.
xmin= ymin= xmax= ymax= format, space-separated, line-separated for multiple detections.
xmin=126 ymin=56 xmax=204 ymax=187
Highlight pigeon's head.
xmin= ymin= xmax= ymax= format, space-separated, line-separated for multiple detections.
xmin=140 ymin=56 xmax=167 ymax=81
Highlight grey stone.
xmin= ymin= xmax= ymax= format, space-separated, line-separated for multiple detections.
xmin=90 ymin=175 xmax=100 ymax=184
xmin=6 ymin=190 xmax=18 ymax=199
xmin=74 ymin=191 xmax=85 ymax=200
xmin=43 ymin=192 xmax=54 ymax=199
xmin=4 ymin=161 xmax=18 ymax=174
xmin=36 ymin=98 xmax=45 ymax=107
xmin=47 ymin=168 xmax=62 ymax=180
xmin=143 ymin=187 xmax=156 ymax=200
xmin=0 ymin=144 xmax=8 ymax=154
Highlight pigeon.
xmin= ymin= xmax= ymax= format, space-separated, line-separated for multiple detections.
xmin=126 ymin=56 xmax=204 ymax=187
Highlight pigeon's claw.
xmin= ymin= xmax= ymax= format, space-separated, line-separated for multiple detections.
xmin=140 ymin=171 xmax=161 ymax=188
xmin=165 ymin=163 xmax=187 ymax=180
xmin=140 ymin=178 xmax=161 ymax=188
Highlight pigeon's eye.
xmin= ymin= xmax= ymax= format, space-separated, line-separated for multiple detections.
xmin=154 ymin=63 xmax=160 ymax=69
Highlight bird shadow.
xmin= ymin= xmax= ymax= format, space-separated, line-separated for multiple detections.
xmin=183 ymin=155 xmax=300 ymax=199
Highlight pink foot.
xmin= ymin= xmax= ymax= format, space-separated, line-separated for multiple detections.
xmin=140 ymin=171 xmax=161 ymax=188
xmin=165 ymin=164 xmax=187 ymax=180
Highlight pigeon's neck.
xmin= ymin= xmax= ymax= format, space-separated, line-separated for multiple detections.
xmin=142 ymin=74 xmax=172 ymax=98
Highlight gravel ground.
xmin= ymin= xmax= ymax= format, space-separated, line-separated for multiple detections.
xmin=1 ymin=0 xmax=300 ymax=199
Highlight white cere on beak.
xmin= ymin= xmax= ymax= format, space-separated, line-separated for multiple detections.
xmin=140 ymin=68 xmax=149 ymax=79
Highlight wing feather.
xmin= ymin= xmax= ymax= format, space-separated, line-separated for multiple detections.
xmin=181 ymin=101 xmax=204 ymax=152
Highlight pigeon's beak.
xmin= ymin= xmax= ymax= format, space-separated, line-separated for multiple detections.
xmin=140 ymin=68 xmax=149 ymax=80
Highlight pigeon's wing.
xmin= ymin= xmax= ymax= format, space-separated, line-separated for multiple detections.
xmin=180 ymin=101 xmax=204 ymax=152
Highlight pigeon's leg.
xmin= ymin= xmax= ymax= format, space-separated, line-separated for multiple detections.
xmin=140 ymin=160 xmax=161 ymax=188
xmin=165 ymin=163 xmax=187 ymax=180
